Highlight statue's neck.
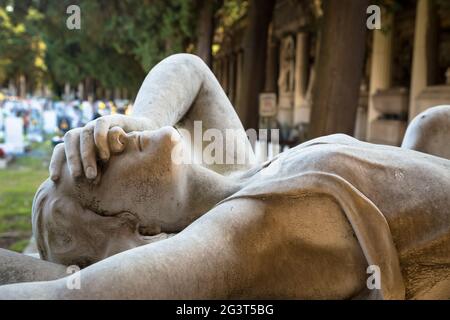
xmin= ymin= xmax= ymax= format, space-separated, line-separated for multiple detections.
xmin=182 ymin=164 xmax=241 ymax=224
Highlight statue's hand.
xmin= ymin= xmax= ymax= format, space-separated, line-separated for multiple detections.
xmin=49 ymin=114 xmax=154 ymax=181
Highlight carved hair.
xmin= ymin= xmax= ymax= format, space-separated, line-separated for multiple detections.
xmin=31 ymin=179 xmax=92 ymax=266
xmin=31 ymin=179 xmax=53 ymax=261
xmin=31 ymin=179 xmax=83 ymax=265
xmin=32 ymin=179 xmax=91 ymax=267
xmin=31 ymin=177 xmax=143 ymax=267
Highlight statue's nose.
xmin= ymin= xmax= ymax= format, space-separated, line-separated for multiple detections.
xmin=108 ymin=126 xmax=127 ymax=153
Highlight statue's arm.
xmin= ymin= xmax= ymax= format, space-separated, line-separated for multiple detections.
xmin=133 ymin=54 xmax=245 ymax=134
xmin=0 ymin=199 xmax=272 ymax=299
xmin=0 ymin=196 xmax=368 ymax=299
xmin=133 ymin=54 xmax=255 ymax=174
xmin=52 ymin=54 xmax=253 ymax=180
xmin=402 ymin=105 xmax=450 ymax=160
xmin=0 ymin=249 xmax=67 ymax=286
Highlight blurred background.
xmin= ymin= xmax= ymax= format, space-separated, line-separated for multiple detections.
xmin=1 ymin=0 xmax=449 ymax=252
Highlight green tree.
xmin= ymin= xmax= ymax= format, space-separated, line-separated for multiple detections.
xmin=1 ymin=0 xmax=201 ymax=98
xmin=0 ymin=5 xmax=46 ymax=93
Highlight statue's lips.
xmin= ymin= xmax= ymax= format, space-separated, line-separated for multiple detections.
xmin=141 ymin=232 xmax=176 ymax=244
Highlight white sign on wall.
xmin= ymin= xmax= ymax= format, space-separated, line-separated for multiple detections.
xmin=259 ymin=93 xmax=277 ymax=117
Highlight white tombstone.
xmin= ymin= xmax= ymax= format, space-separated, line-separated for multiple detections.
xmin=5 ymin=116 xmax=24 ymax=154
xmin=43 ymin=110 xmax=57 ymax=134
xmin=0 ymin=110 xmax=4 ymax=131
xmin=82 ymin=101 xmax=94 ymax=123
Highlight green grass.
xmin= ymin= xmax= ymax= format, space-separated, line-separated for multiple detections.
xmin=0 ymin=140 xmax=52 ymax=252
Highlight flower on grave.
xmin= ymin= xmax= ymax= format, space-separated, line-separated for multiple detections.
xmin=0 ymin=148 xmax=5 ymax=158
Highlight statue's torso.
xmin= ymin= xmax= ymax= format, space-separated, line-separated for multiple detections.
xmin=226 ymin=134 xmax=450 ymax=299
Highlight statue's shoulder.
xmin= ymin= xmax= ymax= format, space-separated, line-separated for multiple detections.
xmin=292 ymin=134 xmax=362 ymax=150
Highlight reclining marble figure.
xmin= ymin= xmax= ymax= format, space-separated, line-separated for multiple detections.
xmin=0 ymin=54 xmax=449 ymax=299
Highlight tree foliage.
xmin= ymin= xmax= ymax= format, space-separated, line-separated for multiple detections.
xmin=0 ymin=0 xmax=199 ymax=97
xmin=0 ymin=4 xmax=46 ymax=88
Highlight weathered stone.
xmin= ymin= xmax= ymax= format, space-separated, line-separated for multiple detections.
xmin=0 ymin=248 xmax=66 ymax=286
xmin=0 ymin=54 xmax=449 ymax=300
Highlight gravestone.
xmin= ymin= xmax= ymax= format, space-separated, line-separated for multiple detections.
xmin=43 ymin=110 xmax=57 ymax=134
xmin=0 ymin=109 xmax=4 ymax=132
xmin=5 ymin=116 xmax=24 ymax=154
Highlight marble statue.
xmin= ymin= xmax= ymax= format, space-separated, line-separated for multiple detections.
xmin=402 ymin=105 xmax=450 ymax=160
xmin=0 ymin=54 xmax=449 ymax=300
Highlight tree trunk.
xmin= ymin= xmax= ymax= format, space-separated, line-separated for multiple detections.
xmin=308 ymin=0 xmax=369 ymax=139
xmin=19 ymin=74 xmax=27 ymax=98
xmin=196 ymin=0 xmax=215 ymax=67
xmin=236 ymin=0 xmax=276 ymax=130
xmin=85 ymin=77 xmax=94 ymax=101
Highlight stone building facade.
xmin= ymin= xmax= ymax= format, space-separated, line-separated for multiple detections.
xmin=213 ymin=0 xmax=450 ymax=147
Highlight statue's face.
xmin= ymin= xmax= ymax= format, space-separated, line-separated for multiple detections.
xmin=35 ymin=126 xmax=184 ymax=267
xmin=62 ymin=126 xmax=185 ymax=229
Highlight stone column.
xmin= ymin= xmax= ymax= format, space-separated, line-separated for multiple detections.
xmin=367 ymin=10 xmax=393 ymax=141
xmin=409 ymin=0 xmax=438 ymax=121
xmin=293 ymin=32 xmax=310 ymax=125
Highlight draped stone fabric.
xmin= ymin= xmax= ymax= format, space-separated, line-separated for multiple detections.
xmin=220 ymin=134 xmax=450 ymax=299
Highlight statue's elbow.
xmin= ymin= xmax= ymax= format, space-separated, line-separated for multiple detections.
xmin=162 ymin=53 xmax=207 ymax=70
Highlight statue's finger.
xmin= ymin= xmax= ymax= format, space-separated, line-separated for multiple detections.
xmin=64 ymin=128 xmax=83 ymax=178
xmin=108 ymin=126 xmax=126 ymax=154
xmin=80 ymin=124 xmax=97 ymax=180
xmin=49 ymin=143 xmax=65 ymax=181
xmin=94 ymin=118 xmax=111 ymax=161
